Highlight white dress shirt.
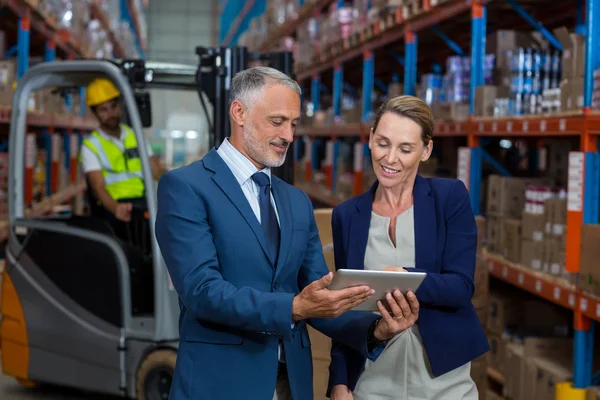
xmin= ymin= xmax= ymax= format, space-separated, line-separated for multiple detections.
xmin=216 ymin=138 xmax=280 ymax=224
xmin=216 ymin=138 xmax=291 ymax=362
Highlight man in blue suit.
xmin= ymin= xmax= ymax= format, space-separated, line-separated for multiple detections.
xmin=155 ymin=66 xmax=420 ymax=400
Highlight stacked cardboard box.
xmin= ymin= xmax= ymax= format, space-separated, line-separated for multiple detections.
xmin=485 ymin=175 xmax=551 ymax=256
xmin=472 ymin=216 xmax=489 ymax=398
xmin=503 ymin=338 xmax=573 ymax=400
xmin=520 ymin=187 xmax=567 ymax=278
xmin=312 ymin=208 xmax=336 ymax=399
xmin=486 ymin=288 xmax=571 ymax=375
xmin=553 ymin=27 xmax=585 ymax=112
xmin=580 ymin=224 xmax=600 ymax=297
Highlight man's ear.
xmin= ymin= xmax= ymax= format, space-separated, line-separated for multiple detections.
xmin=230 ymin=99 xmax=246 ymax=127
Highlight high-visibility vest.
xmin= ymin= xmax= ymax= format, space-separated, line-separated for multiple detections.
xmin=80 ymin=125 xmax=145 ymax=200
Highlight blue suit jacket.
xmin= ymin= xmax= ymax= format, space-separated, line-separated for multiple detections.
xmin=327 ymin=176 xmax=490 ymax=394
xmin=155 ymin=148 xmax=381 ymax=400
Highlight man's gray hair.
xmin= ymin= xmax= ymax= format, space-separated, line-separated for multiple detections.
xmin=229 ymin=66 xmax=302 ymax=108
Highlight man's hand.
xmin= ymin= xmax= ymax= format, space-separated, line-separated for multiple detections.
xmin=373 ymin=290 xmax=419 ymax=341
xmin=292 ymin=272 xmax=374 ymax=321
xmin=113 ymin=202 xmax=133 ymax=222
xmin=330 ymin=385 xmax=353 ymax=400
xmin=381 ymin=266 xmax=408 ymax=272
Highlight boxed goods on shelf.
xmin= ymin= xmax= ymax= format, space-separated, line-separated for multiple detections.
xmin=502 ymin=338 xmax=573 ymax=400
xmin=485 ymin=29 xmax=563 ymax=117
xmin=579 ymin=224 xmax=600 ymax=297
xmin=0 ymin=59 xmax=15 ymax=106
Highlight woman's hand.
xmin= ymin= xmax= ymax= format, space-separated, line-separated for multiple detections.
xmin=382 ymin=266 xmax=408 ymax=272
xmin=373 ymin=290 xmax=419 ymax=341
xmin=330 ymin=385 xmax=353 ymax=400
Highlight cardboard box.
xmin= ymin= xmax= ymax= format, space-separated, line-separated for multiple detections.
xmin=587 ymin=386 xmax=600 ymax=400
xmin=553 ymin=27 xmax=585 ymax=79
xmin=521 ymin=212 xmax=545 ymax=241
xmin=542 ymin=237 xmax=564 ymax=276
xmin=502 ymin=219 xmax=522 ymax=263
xmin=569 ymin=77 xmax=584 ymax=110
xmin=0 ymin=59 xmax=15 ymax=89
xmin=521 ymin=238 xmax=544 ymax=270
xmin=544 ymin=198 xmax=567 ymax=237
xmin=487 ymin=30 xmax=536 ymax=70
xmin=509 ymin=338 xmax=573 ymax=400
xmin=580 ymin=224 xmax=600 ymax=296
xmin=314 ymin=208 xmax=333 ymax=246
xmin=486 ymin=175 xmax=551 ymax=219
xmin=475 ymin=85 xmax=498 ymax=117
xmin=487 ymin=294 xmax=521 ymax=334
xmin=475 ymin=306 xmax=488 ymax=329
xmin=313 ymin=358 xmax=330 ymax=400
xmin=475 ymin=215 xmax=486 ymax=254
xmin=486 ymin=215 xmax=503 ymax=254
xmin=504 ymin=343 xmax=525 ymax=400
xmin=560 ymin=79 xmax=570 ymax=112
xmin=487 ymin=334 xmax=506 ymax=374
xmin=534 ymin=356 xmax=573 ymax=400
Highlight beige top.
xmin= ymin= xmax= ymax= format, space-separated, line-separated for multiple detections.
xmin=352 ymin=207 xmax=478 ymax=400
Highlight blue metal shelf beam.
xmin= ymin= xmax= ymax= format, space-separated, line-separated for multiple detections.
xmin=431 ymin=25 xmax=465 ymax=56
xmin=333 ymin=65 xmax=343 ymax=117
xmin=481 ymin=149 xmax=511 ymax=177
xmin=404 ymin=33 xmax=417 ymax=96
xmin=17 ymin=16 xmax=29 ymax=80
xmin=387 ymin=49 xmax=405 ymax=66
xmin=312 ymin=76 xmax=321 ymax=111
xmin=120 ymin=0 xmax=144 ymax=58
xmin=470 ymin=5 xmax=486 ymax=115
xmin=362 ymin=51 xmax=374 ymax=122
xmin=506 ymin=0 xmax=563 ymax=50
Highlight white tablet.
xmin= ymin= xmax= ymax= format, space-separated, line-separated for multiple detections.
xmin=327 ymin=269 xmax=426 ymax=312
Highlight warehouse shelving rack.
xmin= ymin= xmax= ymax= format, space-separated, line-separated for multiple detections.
xmin=240 ymin=0 xmax=600 ymax=394
xmin=0 ymin=0 xmax=147 ymax=242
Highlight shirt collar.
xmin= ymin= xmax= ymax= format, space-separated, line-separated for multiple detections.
xmin=96 ymin=124 xmax=126 ymax=141
xmin=217 ymin=138 xmax=271 ymax=186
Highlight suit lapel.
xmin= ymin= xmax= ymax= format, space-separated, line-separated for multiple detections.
xmin=413 ymin=175 xmax=437 ymax=270
xmin=204 ymin=149 xmax=273 ymax=266
xmin=271 ymin=177 xmax=291 ymax=279
xmin=347 ymin=184 xmax=376 ymax=271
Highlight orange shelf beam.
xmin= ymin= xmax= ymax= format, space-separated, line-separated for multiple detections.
xmin=486 ymin=252 xmax=578 ymax=310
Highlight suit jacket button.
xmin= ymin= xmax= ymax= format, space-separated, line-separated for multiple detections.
xmin=273 ymin=283 xmax=279 ymax=290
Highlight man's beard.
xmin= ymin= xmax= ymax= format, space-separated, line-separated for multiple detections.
xmin=104 ymin=117 xmax=120 ymax=131
xmin=243 ymin=123 xmax=289 ymax=168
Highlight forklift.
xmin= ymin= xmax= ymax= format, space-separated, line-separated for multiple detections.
xmin=1 ymin=48 xmax=295 ymax=399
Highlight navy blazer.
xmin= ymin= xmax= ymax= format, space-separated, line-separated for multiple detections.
xmin=327 ymin=175 xmax=490 ymax=394
xmin=155 ymin=149 xmax=382 ymax=400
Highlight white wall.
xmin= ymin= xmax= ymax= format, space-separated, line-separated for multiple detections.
xmin=144 ymin=0 xmax=217 ymax=167
xmin=145 ymin=0 xmax=216 ymax=65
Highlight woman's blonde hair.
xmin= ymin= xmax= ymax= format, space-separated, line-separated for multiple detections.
xmin=372 ymin=95 xmax=434 ymax=145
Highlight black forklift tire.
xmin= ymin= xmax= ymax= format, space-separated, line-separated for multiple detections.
xmin=136 ymin=349 xmax=177 ymax=400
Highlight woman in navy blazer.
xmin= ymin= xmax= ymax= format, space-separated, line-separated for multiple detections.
xmin=327 ymin=96 xmax=489 ymax=400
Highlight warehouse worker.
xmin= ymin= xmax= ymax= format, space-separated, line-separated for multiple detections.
xmin=79 ymin=78 xmax=167 ymax=227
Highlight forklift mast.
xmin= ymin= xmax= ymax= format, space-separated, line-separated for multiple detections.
xmin=195 ymin=47 xmax=296 ymax=185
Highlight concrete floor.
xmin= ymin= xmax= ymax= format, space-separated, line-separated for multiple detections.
xmin=0 ymin=372 xmax=121 ymax=400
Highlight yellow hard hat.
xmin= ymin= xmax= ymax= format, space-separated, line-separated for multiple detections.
xmin=86 ymin=78 xmax=120 ymax=107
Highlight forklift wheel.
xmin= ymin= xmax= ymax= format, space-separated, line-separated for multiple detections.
xmin=136 ymin=349 xmax=177 ymax=400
